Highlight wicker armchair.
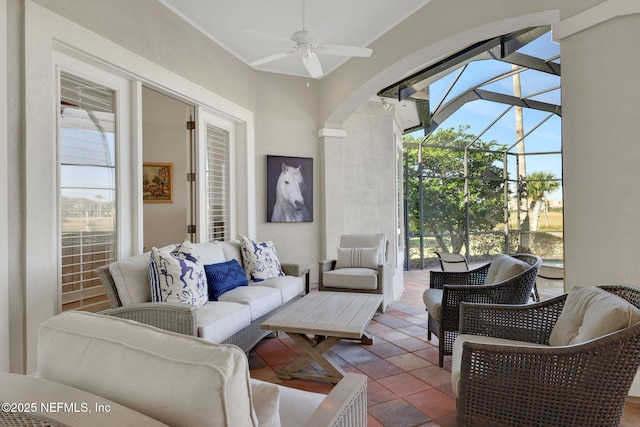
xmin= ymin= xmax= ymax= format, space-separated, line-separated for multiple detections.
xmin=455 ymin=285 xmax=640 ymax=427
xmin=424 ymin=253 xmax=541 ymax=367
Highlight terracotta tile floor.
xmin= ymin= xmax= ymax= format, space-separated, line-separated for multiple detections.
xmin=248 ymin=269 xmax=640 ymax=426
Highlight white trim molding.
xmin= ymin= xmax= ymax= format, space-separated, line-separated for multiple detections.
xmin=553 ymin=0 xmax=640 ymax=41
xmin=318 ymin=128 xmax=347 ymax=139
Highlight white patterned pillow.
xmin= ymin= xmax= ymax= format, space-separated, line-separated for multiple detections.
xmin=239 ymin=235 xmax=284 ymax=282
xmin=335 ymin=247 xmax=379 ymax=269
xmin=149 ymin=239 xmax=208 ymax=306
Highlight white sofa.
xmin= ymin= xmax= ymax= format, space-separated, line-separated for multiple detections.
xmin=4 ymin=311 xmax=367 ymax=427
xmin=96 ymin=239 xmax=306 ymax=352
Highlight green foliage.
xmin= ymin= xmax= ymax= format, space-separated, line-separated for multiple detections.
xmin=404 ymin=126 xmax=506 ymax=253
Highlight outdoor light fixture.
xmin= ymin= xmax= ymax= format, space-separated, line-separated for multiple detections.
xmin=381 ymin=98 xmax=393 ymax=111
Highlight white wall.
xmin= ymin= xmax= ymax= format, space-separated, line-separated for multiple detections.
xmin=0 ymin=0 xmax=9 ymax=372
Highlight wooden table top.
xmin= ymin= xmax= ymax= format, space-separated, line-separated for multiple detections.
xmin=261 ymin=292 xmax=383 ymax=339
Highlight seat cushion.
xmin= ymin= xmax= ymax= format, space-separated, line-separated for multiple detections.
xmin=549 ymin=286 xmax=640 ymax=346
xmin=37 ymin=311 xmax=256 ymax=427
xmin=452 ymin=334 xmax=548 ymax=397
xmin=197 ymin=301 xmax=252 ymax=342
xmin=322 ymin=268 xmax=379 ymax=290
xmin=423 ymin=289 xmax=443 ymax=321
xmin=484 ymin=254 xmax=530 ymax=284
xmin=257 ymin=275 xmax=304 ymax=304
xmin=218 ymin=285 xmax=282 ymax=320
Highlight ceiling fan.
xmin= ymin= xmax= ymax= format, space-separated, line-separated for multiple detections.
xmin=245 ymin=0 xmax=373 ymax=78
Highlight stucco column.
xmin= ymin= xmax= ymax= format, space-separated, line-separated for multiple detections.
xmin=319 ymin=128 xmax=347 ymax=260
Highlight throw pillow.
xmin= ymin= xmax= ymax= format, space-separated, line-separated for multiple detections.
xmin=239 ymin=235 xmax=285 ymax=282
xmin=149 ymin=239 xmax=208 ymax=306
xmin=204 ymin=259 xmax=249 ymax=301
xmin=335 ymin=247 xmax=379 ymax=269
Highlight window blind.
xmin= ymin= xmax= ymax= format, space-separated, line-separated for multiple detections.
xmin=206 ymin=124 xmax=229 ymax=242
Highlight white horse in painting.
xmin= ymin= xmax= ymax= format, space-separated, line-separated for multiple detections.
xmin=272 ymin=163 xmax=310 ymax=222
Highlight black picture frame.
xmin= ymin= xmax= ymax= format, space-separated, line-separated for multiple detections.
xmin=266 ymin=155 xmax=313 ymax=222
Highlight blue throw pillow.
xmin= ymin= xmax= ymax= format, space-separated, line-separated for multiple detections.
xmin=204 ymin=259 xmax=249 ymax=300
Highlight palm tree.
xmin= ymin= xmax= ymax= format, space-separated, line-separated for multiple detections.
xmin=526 ymin=171 xmax=560 ymax=231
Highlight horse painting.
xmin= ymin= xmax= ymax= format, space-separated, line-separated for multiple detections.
xmin=271 ymin=162 xmax=311 ymax=222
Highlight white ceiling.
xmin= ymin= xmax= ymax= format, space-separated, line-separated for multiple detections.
xmin=157 ymin=0 xmax=431 ymax=79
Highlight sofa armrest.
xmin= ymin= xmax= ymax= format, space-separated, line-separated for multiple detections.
xmin=303 ymin=373 xmax=368 ymax=427
xmin=100 ymin=302 xmax=197 ymax=336
xmin=319 ymin=259 xmax=337 ymax=272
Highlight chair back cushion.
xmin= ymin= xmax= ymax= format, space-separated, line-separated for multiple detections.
xmin=37 ymin=311 xmax=257 ymax=427
xmin=339 ymin=234 xmax=386 ymax=264
xmin=549 ymin=286 xmax=640 ymax=346
xmin=484 ymin=254 xmax=530 ymax=284
xmin=335 ymin=247 xmax=379 ymax=269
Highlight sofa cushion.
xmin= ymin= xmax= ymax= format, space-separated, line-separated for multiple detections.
xmin=335 ymin=247 xmax=379 ymax=270
xmin=37 ymin=311 xmax=257 ymax=427
xmin=204 ymin=259 xmax=249 ymax=301
xmin=423 ymin=289 xmax=443 ymax=321
xmin=452 ymin=334 xmax=548 ymax=397
xmin=549 ymin=286 xmax=640 ymax=346
xmin=194 ymin=242 xmax=227 ymax=265
xmin=196 ymin=301 xmax=252 ymax=343
xmin=275 ymin=382 xmax=325 ymax=427
xmin=149 ymin=239 xmax=208 ymax=306
xmin=219 ymin=285 xmax=282 ymax=320
xmin=322 ymin=268 xmax=378 ymax=290
xmin=484 ymin=254 xmax=530 ymax=284
xmin=256 ymin=275 xmax=304 ymax=304
xmin=239 ymin=235 xmax=285 ymax=282
xmin=109 ymin=244 xmax=176 ymax=306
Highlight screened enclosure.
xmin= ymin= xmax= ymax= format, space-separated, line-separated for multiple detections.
xmin=381 ymin=27 xmax=562 ymax=269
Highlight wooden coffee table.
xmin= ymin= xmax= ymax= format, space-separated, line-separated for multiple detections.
xmin=261 ymin=291 xmax=383 ymax=383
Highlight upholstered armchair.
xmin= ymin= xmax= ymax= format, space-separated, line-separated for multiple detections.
xmin=319 ymin=233 xmax=391 ymax=312
xmin=453 ymin=285 xmax=640 ymax=427
xmin=423 ymin=253 xmax=541 ymax=367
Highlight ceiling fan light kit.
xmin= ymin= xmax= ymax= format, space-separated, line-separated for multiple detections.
xmin=246 ymin=0 xmax=373 ymax=78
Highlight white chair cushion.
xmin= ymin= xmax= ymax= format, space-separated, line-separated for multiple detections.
xmin=484 ymin=254 xmax=530 ymax=284
xmin=37 ymin=311 xmax=257 ymax=427
xmin=276 ymin=382 xmax=325 ymax=427
xmin=108 ymin=244 xmax=175 ymax=305
xmin=423 ymin=289 xmax=443 ymax=321
xmin=452 ymin=334 xmax=548 ymax=397
xmin=549 ymin=286 xmax=640 ymax=346
xmin=335 ymin=247 xmax=379 ymax=269
xmin=196 ymin=301 xmax=252 ymax=342
xmin=250 ymin=379 xmax=281 ymax=427
xmin=322 ymin=268 xmax=379 ymax=290
xmin=339 ymin=234 xmax=386 ymax=264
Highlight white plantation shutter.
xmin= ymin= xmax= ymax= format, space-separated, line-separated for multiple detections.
xmin=59 ymin=72 xmax=116 ymax=312
xmin=205 ymin=124 xmax=229 ymax=241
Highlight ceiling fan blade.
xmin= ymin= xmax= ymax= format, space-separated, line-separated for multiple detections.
xmin=243 ymin=29 xmax=293 ymax=45
xmin=249 ymin=51 xmax=296 ymax=67
xmin=316 ymin=44 xmax=373 ymax=58
xmin=302 ymin=52 xmax=323 ymax=78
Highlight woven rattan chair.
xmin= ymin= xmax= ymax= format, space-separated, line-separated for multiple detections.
xmin=424 ymin=253 xmax=541 ymax=367
xmin=455 ymin=285 xmax=640 ymax=427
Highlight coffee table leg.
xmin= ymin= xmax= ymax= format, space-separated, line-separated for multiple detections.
xmin=278 ymin=334 xmax=345 ymax=384
xmin=359 ymin=332 xmax=374 ymax=345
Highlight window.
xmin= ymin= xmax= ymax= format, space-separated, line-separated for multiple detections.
xmin=205 ymin=123 xmax=229 ymax=241
xmin=58 ymin=72 xmax=116 ymax=311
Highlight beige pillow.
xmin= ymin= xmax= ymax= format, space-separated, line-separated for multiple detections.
xmin=335 ymin=247 xmax=379 ymax=269
xmin=549 ymin=286 xmax=640 ymax=346
xmin=485 ymin=254 xmax=529 ymax=284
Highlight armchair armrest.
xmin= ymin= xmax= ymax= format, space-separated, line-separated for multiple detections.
xmin=429 ymin=262 xmax=490 ymax=289
xmin=304 ymin=373 xmax=368 ymax=427
xmin=281 ymin=263 xmax=308 ymax=277
xmin=319 ymin=259 xmax=337 ymax=272
xmin=459 ymin=293 xmax=567 ymax=343
xmin=100 ymin=302 xmax=197 ymax=336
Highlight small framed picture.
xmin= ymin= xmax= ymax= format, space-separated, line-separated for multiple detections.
xmin=266 ymin=155 xmax=313 ymax=222
xmin=143 ymin=162 xmax=173 ymax=203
